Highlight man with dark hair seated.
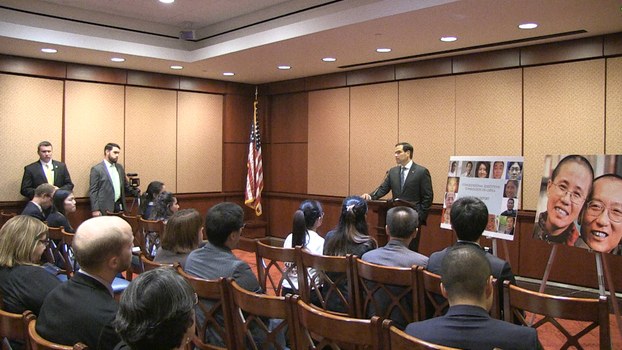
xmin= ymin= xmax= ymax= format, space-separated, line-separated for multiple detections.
xmin=113 ymin=268 xmax=196 ymax=350
xmin=427 ymin=196 xmax=516 ymax=316
xmin=184 ymin=202 xmax=262 ymax=347
xmin=405 ymin=245 xmax=542 ymax=349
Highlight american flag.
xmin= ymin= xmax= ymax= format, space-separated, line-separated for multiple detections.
xmin=244 ymin=98 xmax=263 ymax=216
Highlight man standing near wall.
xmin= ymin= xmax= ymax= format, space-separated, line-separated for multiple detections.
xmin=89 ymin=143 xmax=137 ymax=216
xmin=20 ymin=141 xmax=73 ymax=200
xmin=362 ymin=142 xmax=433 ymax=251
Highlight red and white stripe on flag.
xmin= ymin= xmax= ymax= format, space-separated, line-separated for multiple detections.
xmin=244 ymin=100 xmax=263 ymax=216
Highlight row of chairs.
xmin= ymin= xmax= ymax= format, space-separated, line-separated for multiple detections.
xmin=247 ymin=240 xmax=611 ymax=349
xmin=0 ymin=211 xmax=16 ymax=229
xmin=174 ymin=263 xmax=458 ymax=350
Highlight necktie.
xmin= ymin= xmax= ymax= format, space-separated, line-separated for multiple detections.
xmin=45 ymin=164 xmax=54 ymax=185
xmin=400 ymin=166 xmax=407 ymax=190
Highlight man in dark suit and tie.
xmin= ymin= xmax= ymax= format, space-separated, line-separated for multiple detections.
xmin=36 ymin=216 xmax=133 ymax=349
xmin=21 ymin=183 xmax=55 ymax=221
xmin=405 ymin=244 xmax=542 ymax=349
xmin=362 ymin=142 xmax=433 ymax=251
xmin=20 ymin=141 xmax=73 ymax=200
xmin=89 ymin=143 xmax=136 ymax=216
xmin=427 ymin=196 xmax=516 ymax=319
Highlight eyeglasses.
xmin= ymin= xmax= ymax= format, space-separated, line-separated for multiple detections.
xmin=549 ymin=182 xmax=585 ymax=205
xmin=38 ymin=238 xmax=49 ymax=246
xmin=193 ymin=292 xmax=199 ymax=305
xmin=586 ymin=200 xmax=622 ymax=223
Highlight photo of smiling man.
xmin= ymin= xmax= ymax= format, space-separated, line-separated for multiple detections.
xmin=575 ymin=174 xmax=622 ymax=255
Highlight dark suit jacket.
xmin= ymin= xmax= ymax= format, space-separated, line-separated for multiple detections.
xmin=21 ymin=201 xmax=46 ymax=221
xmin=405 ymin=305 xmax=541 ymax=350
xmin=88 ymin=161 xmax=131 ymax=214
xmin=36 ymin=272 xmax=120 ymax=350
xmin=20 ymin=160 xmax=73 ymax=199
xmin=427 ymin=241 xmax=516 ymax=318
xmin=370 ymin=162 xmax=433 ymax=225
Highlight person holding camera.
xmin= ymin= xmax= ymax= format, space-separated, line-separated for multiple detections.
xmin=89 ymin=143 xmax=139 ymax=216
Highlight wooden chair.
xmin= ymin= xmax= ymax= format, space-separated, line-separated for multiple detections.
xmin=121 ymin=214 xmax=140 ymax=240
xmin=381 ymin=320 xmax=460 ymax=350
xmin=237 ymin=237 xmax=259 ymax=253
xmin=138 ymin=217 xmax=164 ymax=259
xmin=175 ymin=263 xmax=235 ymax=350
xmin=503 ymin=280 xmax=610 ymax=350
xmin=60 ymin=229 xmax=78 ymax=277
xmin=105 ymin=211 xmax=124 ymax=217
xmin=255 ymin=240 xmax=297 ymax=296
xmin=290 ymin=294 xmax=383 ymax=350
xmin=226 ymin=279 xmax=295 ymax=350
xmin=0 ymin=212 xmax=16 ymax=229
xmin=140 ymin=253 xmax=172 ymax=272
xmin=25 ymin=312 xmax=88 ymax=350
xmin=43 ymin=227 xmax=68 ymax=278
xmin=353 ymin=258 xmax=420 ymax=329
xmin=121 ymin=214 xmax=141 ymax=281
xmin=0 ymin=308 xmax=29 ymax=350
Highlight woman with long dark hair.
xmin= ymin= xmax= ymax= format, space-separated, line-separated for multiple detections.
xmin=149 ymin=191 xmax=179 ymax=223
xmin=323 ymin=196 xmax=376 ymax=257
xmin=282 ymin=200 xmax=324 ymax=294
xmin=46 ymin=189 xmax=77 ymax=233
xmin=139 ymin=181 xmax=164 ymax=218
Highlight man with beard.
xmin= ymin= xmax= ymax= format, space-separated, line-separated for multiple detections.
xmin=89 ymin=143 xmax=136 ymax=216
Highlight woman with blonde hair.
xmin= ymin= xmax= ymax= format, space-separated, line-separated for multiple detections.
xmin=153 ymin=209 xmax=203 ymax=267
xmin=0 ymin=215 xmax=61 ymax=315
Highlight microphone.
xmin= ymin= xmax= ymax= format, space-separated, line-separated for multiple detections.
xmin=370 ymin=170 xmax=389 ymax=199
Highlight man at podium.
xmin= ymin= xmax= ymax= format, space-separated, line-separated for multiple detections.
xmin=362 ymin=142 xmax=433 ymax=251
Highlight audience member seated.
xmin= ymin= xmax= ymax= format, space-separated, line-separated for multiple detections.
xmin=112 ymin=268 xmax=196 ymax=350
xmin=405 ymin=245 xmax=542 ymax=349
xmin=323 ymin=196 xmax=377 ymax=313
xmin=46 ymin=190 xmax=77 ymax=233
xmin=282 ymin=200 xmax=325 ymax=295
xmin=138 ymin=181 xmax=164 ymax=219
xmin=36 ymin=216 xmax=134 ymax=350
xmin=427 ymin=196 xmax=515 ymax=317
xmin=154 ymin=209 xmax=203 ymax=267
xmin=148 ymin=191 xmax=179 ymax=223
xmin=0 ymin=216 xmax=61 ymax=315
xmin=184 ymin=202 xmax=262 ymax=347
xmin=21 ymin=184 xmax=54 ymax=222
xmin=362 ymin=206 xmax=428 ymax=268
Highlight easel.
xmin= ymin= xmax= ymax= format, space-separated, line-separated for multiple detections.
xmin=490 ymin=238 xmax=511 ymax=266
xmin=534 ymin=245 xmax=622 ymax=344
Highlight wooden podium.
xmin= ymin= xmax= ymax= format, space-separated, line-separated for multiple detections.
xmin=369 ymin=198 xmax=419 ymax=249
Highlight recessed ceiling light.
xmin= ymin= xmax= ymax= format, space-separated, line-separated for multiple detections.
xmin=159 ymin=0 xmax=175 ymax=3
xmin=440 ymin=36 xmax=457 ymax=42
xmin=111 ymin=57 xmax=125 ymax=62
xmin=518 ymin=23 xmax=538 ymax=30
xmin=277 ymin=65 xmax=291 ymax=70
xmin=223 ymin=72 xmax=235 ymax=76
xmin=170 ymin=65 xmax=183 ymax=70
xmin=41 ymin=48 xmax=57 ymax=54
xmin=322 ymin=57 xmax=337 ymax=62
xmin=376 ymin=48 xmax=391 ymax=53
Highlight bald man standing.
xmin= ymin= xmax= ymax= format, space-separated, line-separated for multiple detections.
xmin=37 ymin=217 xmax=133 ymax=350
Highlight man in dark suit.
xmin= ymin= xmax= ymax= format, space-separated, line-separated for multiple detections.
xmin=405 ymin=244 xmax=542 ymax=349
xmin=184 ymin=202 xmax=262 ymax=347
xmin=21 ymin=183 xmax=54 ymax=221
xmin=36 ymin=216 xmax=133 ymax=350
xmin=89 ymin=143 xmax=136 ymax=216
xmin=362 ymin=142 xmax=433 ymax=250
xmin=427 ymin=196 xmax=516 ymax=317
xmin=20 ymin=141 xmax=73 ymax=200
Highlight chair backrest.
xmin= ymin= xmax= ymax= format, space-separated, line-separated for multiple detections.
xmin=138 ymin=217 xmax=164 ymax=259
xmin=0 ymin=308 xmax=29 ymax=350
xmin=105 ymin=211 xmax=123 ymax=217
xmin=43 ymin=227 xmax=68 ymax=277
xmin=0 ymin=211 xmax=16 ymax=229
xmin=121 ymin=214 xmax=140 ymax=242
xmin=255 ymin=240 xmax=297 ymax=296
xmin=353 ymin=257 xmax=420 ymax=328
xmin=59 ymin=229 xmax=77 ymax=276
xmin=174 ymin=264 xmax=235 ymax=350
xmin=25 ymin=312 xmax=88 ymax=350
xmin=140 ymin=253 xmax=172 ymax=272
xmin=503 ymin=280 xmax=610 ymax=350
xmin=226 ymin=279 xmax=295 ymax=350
xmin=382 ymin=320 xmax=460 ymax=350
xmin=416 ymin=269 xmax=448 ymax=320
xmin=290 ymin=295 xmax=383 ymax=350
xmin=237 ymin=237 xmax=258 ymax=253
xmin=295 ymin=247 xmax=356 ymax=317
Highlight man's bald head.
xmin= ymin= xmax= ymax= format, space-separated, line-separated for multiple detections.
xmin=74 ymin=216 xmax=133 ymax=271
